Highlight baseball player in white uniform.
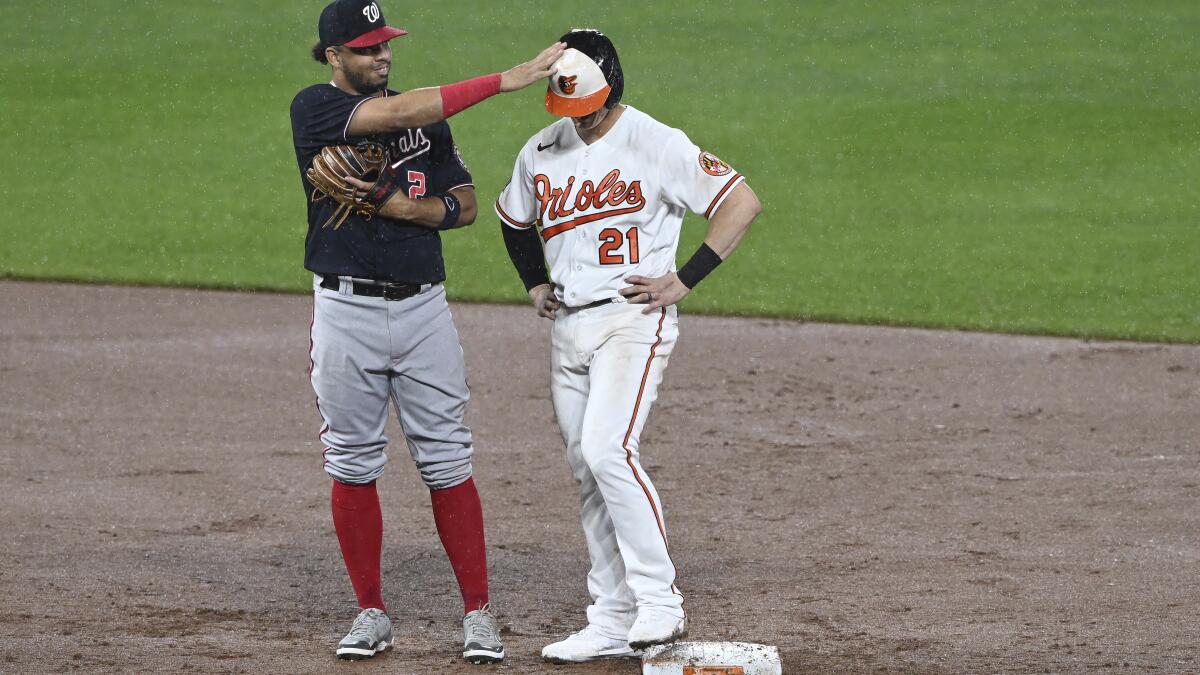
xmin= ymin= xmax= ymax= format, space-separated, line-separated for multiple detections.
xmin=495 ymin=29 xmax=762 ymax=663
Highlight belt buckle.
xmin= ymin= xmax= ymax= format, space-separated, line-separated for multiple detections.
xmin=379 ymin=282 xmax=413 ymax=301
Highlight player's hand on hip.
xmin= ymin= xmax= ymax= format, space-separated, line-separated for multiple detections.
xmin=500 ymin=42 xmax=567 ymax=92
xmin=528 ymin=283 xmax=560 ymax=320
xmin=621 ymin=273 xmax=690 ymax=314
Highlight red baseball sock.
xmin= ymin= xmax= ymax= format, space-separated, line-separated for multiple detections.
xmin=430 ymin=477 xmax=490 ymax=614
xmin=331 ymin=480 xmax=386 ymax=612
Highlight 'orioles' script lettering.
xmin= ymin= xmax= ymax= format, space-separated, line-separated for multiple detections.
xmin=534 ymin=169 xmax=645 ymax=223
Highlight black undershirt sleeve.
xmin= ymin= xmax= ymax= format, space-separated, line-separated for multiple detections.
xmin=501 ymin=222 xmax=551 ymax=291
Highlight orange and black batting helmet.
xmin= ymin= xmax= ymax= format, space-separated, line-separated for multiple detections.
xmin=558 ymin=29 xmax=623 ymax=111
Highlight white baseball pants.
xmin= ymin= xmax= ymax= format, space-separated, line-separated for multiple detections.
xmin=550 ymin=301 xmax=684 ymax=639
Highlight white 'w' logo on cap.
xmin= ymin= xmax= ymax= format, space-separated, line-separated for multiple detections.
xmin=362 ymin=2 xmax=380 ymax=22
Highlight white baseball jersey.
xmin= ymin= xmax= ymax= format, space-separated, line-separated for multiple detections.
xmin=495 ymin=106 xmax=744 ymax=307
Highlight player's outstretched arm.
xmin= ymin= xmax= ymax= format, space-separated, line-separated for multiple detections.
xmin=348 ymin=43 xmax=565 ymax=136
xmin=621 ymin=182 xmax=762 ymax=314
xmin=497 ymin=43 xmax=567 ymax=92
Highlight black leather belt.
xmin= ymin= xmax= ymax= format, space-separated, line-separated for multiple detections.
xmin=320 ymin=275 xmax=423 ymax=301
xmin=574 ymin=297 xmax=623 ymax=311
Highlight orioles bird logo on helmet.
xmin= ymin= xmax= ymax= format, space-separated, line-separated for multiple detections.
xmin=558 ymin=75 xmax=578 ymax=94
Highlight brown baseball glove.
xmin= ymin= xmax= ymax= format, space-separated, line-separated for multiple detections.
xmin=306 ymin=143 xmax=409 ymax=229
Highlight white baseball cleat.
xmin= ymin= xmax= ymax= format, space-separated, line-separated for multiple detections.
xmin=336 ymin=607 xmax=393 ymax=660
xmin=627 ymin=609 xmax=687 ymax=649
xmin=541 ymin=625 xmax=640 ymax=663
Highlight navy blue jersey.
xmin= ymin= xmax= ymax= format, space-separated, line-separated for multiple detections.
xmin=290 ymin=84 xmax=473 ymax=284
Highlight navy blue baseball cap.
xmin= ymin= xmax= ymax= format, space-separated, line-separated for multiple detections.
xmin=319 ymin=0 xmax=407 ymax=48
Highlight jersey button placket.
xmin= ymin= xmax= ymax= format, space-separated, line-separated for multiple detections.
xmin=567 ymin=153 xmax=591 ymax=300
xmin=571 ymin=225 xmax=589 ymax=297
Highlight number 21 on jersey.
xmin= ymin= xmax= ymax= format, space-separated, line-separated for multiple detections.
xmin=598 ymin=226 xmax=639 ymax=265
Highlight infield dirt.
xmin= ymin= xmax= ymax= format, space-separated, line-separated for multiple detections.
xmin=1 ymin=281 xmax=1196 ymax=673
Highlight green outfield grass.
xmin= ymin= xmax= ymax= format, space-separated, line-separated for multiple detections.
xmin=1 ymin=1 xmax=1197 ymax=341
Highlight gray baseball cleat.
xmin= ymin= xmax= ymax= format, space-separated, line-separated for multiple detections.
xmin=541 ymin=624 xmax=640 ymax=663
xmin=462 ymin=604 xmax=505 ymax=664
xmin=336 ymin=607 xmax=393 ymax=660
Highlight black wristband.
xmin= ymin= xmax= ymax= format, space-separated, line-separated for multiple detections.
xmin=676 ymin=243 xmax=723 ymax=289
xmin=436 ymin=193 xmax=461 ymax=230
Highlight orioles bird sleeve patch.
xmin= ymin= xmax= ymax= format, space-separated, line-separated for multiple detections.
xmin=698 ymin=151 xmax=732 ymax=176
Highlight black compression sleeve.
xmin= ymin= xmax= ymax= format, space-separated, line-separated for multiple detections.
xmin=501 ymin=222 xmax=551 ymax=291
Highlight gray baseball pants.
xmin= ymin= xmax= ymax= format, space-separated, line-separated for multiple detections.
xmin=309 ymin=276 xmax=474 ymax=488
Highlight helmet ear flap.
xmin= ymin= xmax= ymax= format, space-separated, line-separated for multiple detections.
xmin=603 ymin=54 xmax=623 ymax=109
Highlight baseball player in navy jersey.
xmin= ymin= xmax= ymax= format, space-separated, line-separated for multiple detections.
xmin=289 ymin=0 xmax=563 ymax=664
xmin=496 ymin=29 xmax=763 ymax=663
